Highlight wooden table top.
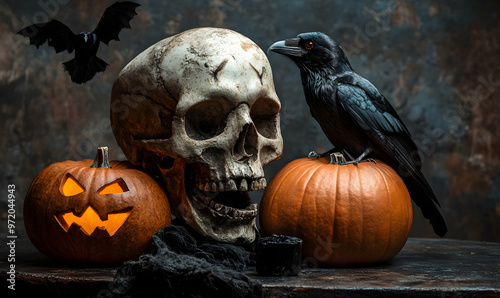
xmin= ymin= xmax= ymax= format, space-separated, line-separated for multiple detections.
xmin=1 ymin=237 xmax=499 ymax=297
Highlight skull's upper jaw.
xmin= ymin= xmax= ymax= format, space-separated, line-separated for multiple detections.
xmin=182 ymin=163 xmax=263 ymax=244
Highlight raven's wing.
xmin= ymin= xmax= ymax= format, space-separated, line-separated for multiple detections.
xmin=336 ymin=73 xmax=417 ymax=164
xmin=18 ymin=20 xmax=75 ymax=53
xmin=92 ymin=1 xmax=140 ymax=45
xmin=335 ymin=73 xmax=447 ymax=236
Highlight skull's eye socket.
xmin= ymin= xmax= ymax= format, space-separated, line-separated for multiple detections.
xmin=98 ymin=179 xmax=129 ymax=195
xmin=61 ymin=174 xmax=85 ymax=196
xmin=185 ymin=99 xmax=229 ymax=140
xmin=251 ymin=97 xmax=280 ymax=139
xmin=305 ymin=41 xmax=314 ymax=50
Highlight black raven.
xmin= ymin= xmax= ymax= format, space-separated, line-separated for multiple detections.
xmin=269 ymin=32 xmax=447 ymax=237
xmin=18 ymin=1 xmax=140 ymax=84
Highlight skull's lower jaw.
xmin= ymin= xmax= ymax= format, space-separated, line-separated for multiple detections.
xmin=180 ymin=165 xmax=262 ymax=244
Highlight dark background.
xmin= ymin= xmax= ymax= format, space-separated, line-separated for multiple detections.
xmin=1 ymin=0 xmax=499 ymax=242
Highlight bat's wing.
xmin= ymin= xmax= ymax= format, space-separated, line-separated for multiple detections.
xmin=92 ymin=1 xmax=140 ymax=45
xmin=18 ymin=20 xmax=76 ymax=53
xmin=335 ymin=73 xmax=447 ymax=236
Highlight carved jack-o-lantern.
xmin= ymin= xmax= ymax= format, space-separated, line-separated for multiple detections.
xmin=24 ymin=147 xmax=171 ymax=264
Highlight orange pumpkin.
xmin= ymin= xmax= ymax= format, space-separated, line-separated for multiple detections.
xmin=24 ymin=147 xmax=171 ymax=264
xmin=259 ymin=156 xmax=412 ymax=266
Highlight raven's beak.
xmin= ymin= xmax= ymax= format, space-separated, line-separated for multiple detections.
xmin=268 ymin=38 xmax=305 ymax=57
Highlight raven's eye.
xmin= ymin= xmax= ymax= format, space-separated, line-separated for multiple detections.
xmin=305 ymin=41 xmax=314 ymax=50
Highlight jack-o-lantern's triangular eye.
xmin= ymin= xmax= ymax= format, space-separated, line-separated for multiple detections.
xmin=61 ymin=174 xmax=85 ymax=196
xmin=98 ymin=178 xmax=129 ymax=195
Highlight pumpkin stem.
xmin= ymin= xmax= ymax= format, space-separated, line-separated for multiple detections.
xmin=91 ymin=147 xmax=112 ymax=168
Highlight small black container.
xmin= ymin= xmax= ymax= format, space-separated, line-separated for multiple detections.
xmin=256 ymin=234 xmax=302 ymax=276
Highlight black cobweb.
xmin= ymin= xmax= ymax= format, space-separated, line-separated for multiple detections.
xmin=97 ymin=219 xmax=262 ymax=298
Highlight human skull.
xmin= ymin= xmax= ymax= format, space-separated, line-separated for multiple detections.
xmin=111 ymin=28 xmax=282 ymax=244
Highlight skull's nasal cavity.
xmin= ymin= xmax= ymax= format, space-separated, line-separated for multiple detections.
xmin=234 ymin=123 xmax=258 ymax=162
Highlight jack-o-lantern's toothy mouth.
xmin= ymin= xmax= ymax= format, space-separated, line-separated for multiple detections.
xmin=55 ymin=205 xmax=132 ymax=236
xmin=185 ymin=165 xmax=264 ymax=221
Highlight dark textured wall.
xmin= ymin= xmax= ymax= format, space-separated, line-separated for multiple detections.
xmin=1 ymin=0 xmax=499 ymax=242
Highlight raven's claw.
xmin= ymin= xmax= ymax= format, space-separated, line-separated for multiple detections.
xmin=308 ymin=151 xmax=320 ymax=159
xmin=329 ymin=152 xmax=347 ymax=164
xmin=342 ymin=158 xmax=377 ymax=165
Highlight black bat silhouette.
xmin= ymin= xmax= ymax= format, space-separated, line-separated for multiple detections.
xmin=18 ymin=1 xmax=140 ymax=84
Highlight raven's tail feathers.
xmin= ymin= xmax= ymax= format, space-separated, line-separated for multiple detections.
xmin=63 ymin=56 xmax=108 ymax=84
xmin=405 ymin=177 xmax=448 ymax=237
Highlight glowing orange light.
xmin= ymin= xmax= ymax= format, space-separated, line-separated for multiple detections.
xmin=55 ymin=205 xmax=132 ymax=236
xmin=98 ymin=178 xmax=129 ymax=195
xmin=61 ymin=174 xmax=85 ymax=196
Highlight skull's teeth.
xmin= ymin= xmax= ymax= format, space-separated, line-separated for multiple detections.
xmin=238 ymin=179 xmax=248 ymax=191
xmin=210 ymin=205 xmax=257 ymax=220
xmin=218 ymin=181 xmax=225 ymax=192
xmin=225 ymin=179 xmax=237 ymax=191
xmin=214 ymin=203 xmax=224 ymax=212
xmin=192 ymin=180 xmax=258 ymax=220
xmin=197 ymin=178 xmax=267 ymax=192
xmin=258 ymin=177 xmax=267 ymax=189
xmin=232 ymin=209 xmax=239 ymax=218
xmin=251 ymin=180 xmax=259 ymax=190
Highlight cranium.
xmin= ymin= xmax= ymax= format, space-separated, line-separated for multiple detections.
xmin=111 ymin=28 xmax=282 ymax=244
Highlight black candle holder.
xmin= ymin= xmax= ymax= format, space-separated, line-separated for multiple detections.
xmin=256 ymin=234 xmax=302 ymax=276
